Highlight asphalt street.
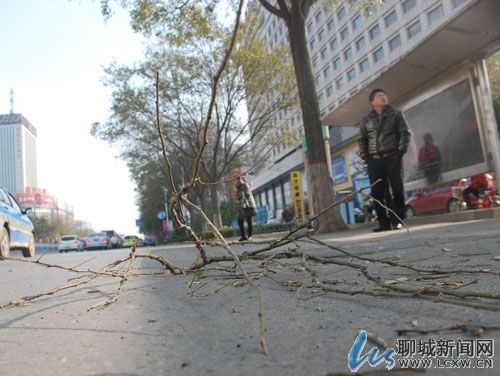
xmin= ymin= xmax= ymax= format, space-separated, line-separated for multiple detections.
xmin=0 ymin=219 xmax=499 ymax=376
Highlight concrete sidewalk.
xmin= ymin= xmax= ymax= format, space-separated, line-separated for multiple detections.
xmin=222 ymin=207 xmax=500 ymax=243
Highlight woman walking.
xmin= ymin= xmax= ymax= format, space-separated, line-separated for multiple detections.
xmin=236 ymin=176 xmax=256 ymax=241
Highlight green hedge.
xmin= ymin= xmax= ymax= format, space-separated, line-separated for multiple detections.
xmin=198 ymin=226 xmax=235 ymax=240
xmin=165 ymin=222 xmax=296 ymax=243
xmin=253 ymin=222 xmax=296 ymax=234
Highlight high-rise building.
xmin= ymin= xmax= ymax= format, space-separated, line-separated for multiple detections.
xmin=0 ymin=113 xmax=38 ymax=193
xmin=247 ymin=0 xmax=500 ymax=222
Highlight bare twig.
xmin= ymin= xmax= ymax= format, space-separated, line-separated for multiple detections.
xmin=155 ymin=70 xmax=177 ymax=194
xmin=360 ymin=190 xmax=409 ymax=232
xmin=396 ymin=324 xmax=500 ymax=336
xmin=0 ymin=254 xmax=132 ymax=309
xmin=181 ymin=195 xmax=270 ymax=354
xmin=244 ymin=179 xmax=382 ymax=257
xmin=89 ymin=247 xmax=137 ymax=310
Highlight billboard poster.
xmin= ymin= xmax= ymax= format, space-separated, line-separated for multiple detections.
xmin=403 ymin=79 xmax=484 ymax=185
xmin=14 ymin=193 xmax=55 ymax=208
xmin=290 ymin=171 xmax=306 ymax=225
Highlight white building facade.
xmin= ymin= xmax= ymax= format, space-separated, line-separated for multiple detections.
xmin=248 ymin=0 xmax=500 ymax=222
xmin=0 ymin=113 xmax=38 ymax=194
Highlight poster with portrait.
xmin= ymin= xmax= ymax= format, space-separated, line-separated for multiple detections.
xmin=403 ymin=79 xmax=484 ymax=185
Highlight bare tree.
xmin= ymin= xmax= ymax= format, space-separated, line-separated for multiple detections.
xmin=93 ymin=15 xmax=296 ymax=228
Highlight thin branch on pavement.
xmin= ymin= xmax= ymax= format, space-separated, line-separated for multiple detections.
xmin=89 ymin=246 xmax=137 ymax=310
xmin=396 ymin=324 xmax=500 ymax=336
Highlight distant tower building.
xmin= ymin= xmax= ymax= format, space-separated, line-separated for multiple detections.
xmin=0 ymin=112 xmax=38 ymax=193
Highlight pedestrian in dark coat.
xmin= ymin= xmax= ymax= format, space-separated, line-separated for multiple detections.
xmin=358 ymin=88 xmax=411 ymax=232
xmin=236 ymin=176 xmax=256 ymax=241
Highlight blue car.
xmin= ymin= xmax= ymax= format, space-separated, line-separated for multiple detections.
xmin=0 ymin=186 xmax=35 ymax=258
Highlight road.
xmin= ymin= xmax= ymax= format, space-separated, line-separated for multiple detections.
xmin=0 ymin=219 xmax=499 ymax=376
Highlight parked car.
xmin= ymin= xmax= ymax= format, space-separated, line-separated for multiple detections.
xmin=58 ymin=235 xmax=83 ymax=253
xmin=143 ymin=235 xmax=157 ymax=247
xmin=405 ymin=183 xmax=462 ymax=218
xmin=122 ymin=235 xmax=143 ymax=248
xmin=86 ymin=232 xmax=111 ymax=250
xmin=102 ymin=230 xmax=123 ymax=249
xmin=0 ymin=186 xmax=35 ymax=258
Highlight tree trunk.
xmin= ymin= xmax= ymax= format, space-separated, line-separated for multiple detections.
xmin=286 ymin=3 xmax=346 ymax=232
xmin=197 ymin=188 xmax=209 ymax=232
xmin=210 ymin=184 xmax=223 ymax=228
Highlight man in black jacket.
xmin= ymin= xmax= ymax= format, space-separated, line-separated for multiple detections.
xmin=358 ymin=89 xmax=411 ymax=232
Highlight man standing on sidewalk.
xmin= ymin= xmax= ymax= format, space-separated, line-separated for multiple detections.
xmin=358 ymin=89 xmax=411 ymax=232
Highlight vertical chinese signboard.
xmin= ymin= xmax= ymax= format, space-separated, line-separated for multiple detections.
xmin=290 ymin=171 xmax=306 ymax=225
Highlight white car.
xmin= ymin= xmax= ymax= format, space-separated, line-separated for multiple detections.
xmin=58 ymin=235 xmax=83 ymax=253
xmin=86 ymin=232 xmax=111 ymax=250
xmin=102 ymin=230 xmax=122 ymax=249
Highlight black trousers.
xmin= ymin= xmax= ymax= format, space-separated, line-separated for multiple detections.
xmin=462 ymin=187 xmax=479 ymax=207
xmin=367 ymin=153 xmax=405 ymax=228
xmin=238 ymin=216 xmax=252 ymax=238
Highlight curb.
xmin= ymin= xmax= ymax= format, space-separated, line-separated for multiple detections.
xmin=347 ymin=207 xmax=500 ymax=230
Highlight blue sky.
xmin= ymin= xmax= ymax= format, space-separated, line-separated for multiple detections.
xmin=0 ymin=0 xmax=145 ymax=235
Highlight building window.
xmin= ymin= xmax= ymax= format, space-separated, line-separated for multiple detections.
xmin=359 ymin=57 xmax=369 ymax=73
xmin=347 ymin=68 xmax=356 ymax=81
xmin=352 ymin=14 xmax=362 ymax=30
xmin=402 ymin=0 xmax=417 ymax=13
xmin=385 ymin=9 xmax=397 ymax=28
xmin=336 ymin=77 xmax=345 ymax=90
xmin=453 ymin=0 xmax=468 ymax=7
xmin=333 ymin=56 xmax=341 ymax=70
xmin=318 ymin=28 xmax=325 ymax=42
xmin=337 ymin=6 xmax=346 ymax=21
xmin=327 ymin=18 xmax=335 ymax=32
xmin=315 ymin=75 xmax=320 ymax=85
xmin=312 ymin=56 xmax=318 ymax=69
xmin=369 ymin=24 xmax=380 ymax=40
xmin=343 ymin=46 xmax=353 ymax=61
xmin=329 ymin=37 xmax=338 ymax=52
xmin=320 ymin=47 xmax=328 ymax=60
xmin=318 ymin=92 xmax=324 ymax=102
xmin=307 ymin=21 xmax=313 ymax=34
xmin=373 ymin=46 xmax=384 ymax=62
xmin=309 ymin=37 xmax=316 ymax=50
xmin=407 ymin=20 xmax=421 ymax=39
xmin=389 ymin=34 xmax=402 ymax=51
xmin=326 ymin=85 xmax=333 ymax=97
xmin=340 ymin=27 xmax=350 ymax=41
xmin=355 ymin=35 xmax=366 ymax=51
xmin=428 ymin=4 xmax=444 ymax=25
xmin=315 ymin=10 xmax=323 ymax=24
xmin=323 ymin=65 xmax=331 ymax=78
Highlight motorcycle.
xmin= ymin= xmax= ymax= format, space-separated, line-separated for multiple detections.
xmin=457 ymin=187 xmax=500 ymax=210
xmin=469 ymin=189 xmax=500 ymax=209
